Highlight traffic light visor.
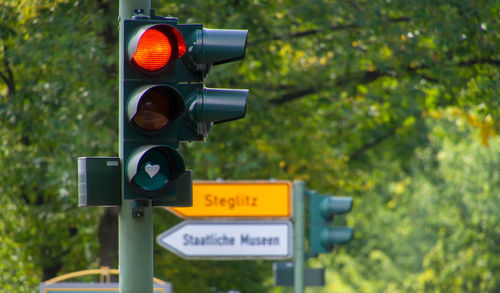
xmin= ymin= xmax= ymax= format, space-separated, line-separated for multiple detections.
xmin=321 ymin=227 xmax=354 ymax=248
xmin=128 ymin=24 xmax=186 ymax=73
xmin=194 ymin=29 xmax=248 ymax=66
xmin=189 ymin=88 xmax=248 ymax=124
xmin=320 ymin=196 xmax=353 ymax=219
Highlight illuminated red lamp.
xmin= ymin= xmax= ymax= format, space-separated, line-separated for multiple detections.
xmin=128 ymin=25 xmax=186 ymax=73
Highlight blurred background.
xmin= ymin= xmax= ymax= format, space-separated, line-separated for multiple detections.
xmin=0 ymin=0 xmax=499 ymax=292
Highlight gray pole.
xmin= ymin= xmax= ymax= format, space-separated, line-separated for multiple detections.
xmin=119 ymin=1 xmax=153 ymax=293
xmin=293 ymin=180 xmax=305 ymax=293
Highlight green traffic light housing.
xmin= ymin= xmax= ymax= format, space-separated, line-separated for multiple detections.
xmin=120 ymin=16 xmax=248 ymax=206
xmin=309 ymin=192 xmax=354 ymax=256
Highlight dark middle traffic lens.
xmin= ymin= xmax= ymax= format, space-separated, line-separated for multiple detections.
xmin=133 ymin=88 xmax=173 ymax=132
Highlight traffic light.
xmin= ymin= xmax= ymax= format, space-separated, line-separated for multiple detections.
xmin=308 ymin=191 xmax=354 ymax=256
xmin=121 ymin=12 xmax=248 ymax=206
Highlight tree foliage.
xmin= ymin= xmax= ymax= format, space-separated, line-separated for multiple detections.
xmin=311 ymin=114 xmax=500 ymax=293
xmin=0 ymin=0 xmax=498 ymax=292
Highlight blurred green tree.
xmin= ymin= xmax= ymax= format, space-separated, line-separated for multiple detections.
xmin=311 ymin=114 xmax=500 ymax=293
xmin=0 ymin=0 xmax=498 ymax=292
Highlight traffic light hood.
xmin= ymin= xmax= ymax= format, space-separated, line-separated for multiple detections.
xmin=194 ymin=29 xmax=248 ymax=66
xmin=120 ymin=17 xmax=249 ymax=205
xmin=320 ymin=227 xmax=354 ymax=249
xmin=188 ymin=88 xmax=248 ymax=124
xmin=319 ymin=195 xmax=353 ymax=219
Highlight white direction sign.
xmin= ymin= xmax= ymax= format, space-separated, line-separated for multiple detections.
xmin=156 ymin=221 xmax=293 ymax=260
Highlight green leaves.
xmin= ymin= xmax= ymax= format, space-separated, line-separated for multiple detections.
xmin=332 ymin=115 xmax=500 ymax=292
xmin=0 ymin=0 xmax=115 ymax=285
xmin=0 ymin=0 xmax=498 ymax=292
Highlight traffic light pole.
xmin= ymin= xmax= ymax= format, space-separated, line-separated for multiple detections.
xmin=293 ymin=180 xmax=305 ymax=293
xmin=119 ymin=1 xmax=153 ymax=293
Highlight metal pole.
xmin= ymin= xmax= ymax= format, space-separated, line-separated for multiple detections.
xmin=293 ymin=180 xmax=305 ymax=293
xmin=119 ymin=1 xmax=152 ymax=292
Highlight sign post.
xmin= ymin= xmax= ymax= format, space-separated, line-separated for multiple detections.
xmin=293 ymin=180 xmax=305 ymax=293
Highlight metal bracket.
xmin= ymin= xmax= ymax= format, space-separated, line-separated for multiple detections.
xmin=132 ymin=200 xmax=150 ymax=218
xmin=132 ymin=9 xmax=149 ymax=20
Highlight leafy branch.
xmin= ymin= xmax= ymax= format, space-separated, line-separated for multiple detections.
xmin=269 ymin=57 xmax=500 ymax=105
xmin=249 ymin=16 xmax=411 ymax=45
xmin=0 ymin=42 xmax=15 ymax=96
xmin=347 ymin=121 xmax=402 ymax=163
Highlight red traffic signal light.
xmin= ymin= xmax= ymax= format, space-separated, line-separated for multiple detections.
xmin=128 ymin=24 xmax=186 ymax=73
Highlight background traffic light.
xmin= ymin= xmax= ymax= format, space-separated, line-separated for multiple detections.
xmin=120 ymin=13 xmax=248 ymax=206
xmin=308 ymin=191 xmax=354 ymax=257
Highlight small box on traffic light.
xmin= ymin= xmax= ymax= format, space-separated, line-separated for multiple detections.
xmin=78 ymin=157 xmax=121 ymax=207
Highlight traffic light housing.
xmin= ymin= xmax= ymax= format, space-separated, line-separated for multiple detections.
xmin=120 ymin=13 xmax=248 ymax=206
xmin=308 ymin=191 xmax=354 ymax=256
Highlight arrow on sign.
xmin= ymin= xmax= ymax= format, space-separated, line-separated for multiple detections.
xmin=156 ymin=221 xmax=293 ymax=260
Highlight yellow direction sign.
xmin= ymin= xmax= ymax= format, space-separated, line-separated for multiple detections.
xmin=166 ymin=181 xmax=292 ymax=219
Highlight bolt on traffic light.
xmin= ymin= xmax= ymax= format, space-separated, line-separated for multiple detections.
xmin=309 ymin=191 xmax=354 ymax=257
xmin=120 ymin=13 xmax=249 ymax=206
